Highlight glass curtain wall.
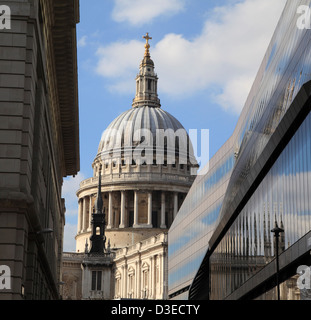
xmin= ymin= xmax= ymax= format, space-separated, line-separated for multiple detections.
xmin=210 ymin=112 xmax=311 ymax=300
xmin=168 ymin=148 xmax=234 ymax=296
xmin=218 ymin=0 xmax=311 ymax=226
xmin=168 ymin=0 xmax=311 ymax=299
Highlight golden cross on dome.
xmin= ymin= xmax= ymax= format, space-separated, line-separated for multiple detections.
xmin=143 ymin=32 xmax=152 ymax=43
xmin=143 ymin=32 xmax=152 ymax=56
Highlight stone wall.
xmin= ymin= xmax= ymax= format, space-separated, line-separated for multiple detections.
xmin=0 ymin=0 xmax=79 ymax=300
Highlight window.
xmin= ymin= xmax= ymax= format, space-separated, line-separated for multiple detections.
xmin=96 ymin=227 xmax=100 ymax=235
xmin=128 ymin=268 xmax=135 ymax=298
xmin=91 ymin=271 xmax=102 ymax=291
xmin=142 ymin=270 xmax=149 ymax=298
xmin=115 ymin=272 xmax=121 ymax=298
xmin=142 ymin=263 xmax=149 ymax=298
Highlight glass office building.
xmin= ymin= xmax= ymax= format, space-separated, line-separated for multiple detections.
xmin=168 ymin=0 xmax=311 ymax=300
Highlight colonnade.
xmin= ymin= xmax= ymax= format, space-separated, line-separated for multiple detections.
xmin=77 ymin=190 xmax=181 ymax=234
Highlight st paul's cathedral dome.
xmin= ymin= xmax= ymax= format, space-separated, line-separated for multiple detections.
xmin=75 ymin=33 xmax=198 ymax=252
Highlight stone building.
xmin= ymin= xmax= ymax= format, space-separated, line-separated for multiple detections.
xmin=61 ymin=34 xmax=197 ymax=300
xmin=113 ymin=233 xmax=168 ymax=300
xmin=0 ymin=0 xmax=80 ymax=300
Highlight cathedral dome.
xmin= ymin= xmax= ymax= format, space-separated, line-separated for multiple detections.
xmin=97 ymin=106 xmax=193 ymax=164
xmin=76 ymin=33 xmax=197 ymax=253
xmin=95 ymin=32 xmax=196 ymax=166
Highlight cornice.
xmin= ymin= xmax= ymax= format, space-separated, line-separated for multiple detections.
xmin=51 ymin=0 xmax=80 ymax=176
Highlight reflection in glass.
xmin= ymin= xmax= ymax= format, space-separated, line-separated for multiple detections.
xmin=210 ymin=113 xmax=311 ymax=300
xmin=168 ymin=0 xmax=311 ymax=299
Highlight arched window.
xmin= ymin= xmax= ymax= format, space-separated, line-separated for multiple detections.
xmin=115 ymin=271 xmax=121 ymax=299
xmin=96 ymin=227 xmax=100 ymax=235
xmin=128 ymin=267 xmax=135 ymax=299
xmin=141 ymin=263 xmax=149 ymax=299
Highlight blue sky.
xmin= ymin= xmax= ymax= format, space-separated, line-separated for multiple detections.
xmin=62 ymin=0 xmax=287 ymax=252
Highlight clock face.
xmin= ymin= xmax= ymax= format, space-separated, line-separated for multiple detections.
xmin=147 ymin=68 xmax=151 ymax=72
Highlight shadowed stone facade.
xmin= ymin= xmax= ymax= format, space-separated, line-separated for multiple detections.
xmin=0 ymin=0 xmax=80 ymax=300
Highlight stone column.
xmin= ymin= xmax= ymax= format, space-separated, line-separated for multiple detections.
xmin=133 ymin=191 xmax=139 ymax=228
xmin=123 ymin=263 xmax=128 ymax=298
xmin=119 ymin=191 xmax=126 ymax=228
xmin=137 ymin=256 xmax=141 ymax=299
xmin=159 ymin=253 xmax=163 ymax=299
xmin=160 ymin=192 xmax=166 ymax=228
xmin=147 ymin=192 xmax=152 ymax=227
xmin=135 ymin=263 xmax=138 ymax=299
xmin=88 ymin=195 xmax=92 ymax=230
xmin=173 ymin=192 xmax=178 ymax=219
xmin=107 ymin=192 xmax=113 ymax=229
xmin=121 ymin=265 xmax=124 ymax=299
xmin=163 ymin=249 xmax=168 ymax=299
xmin=82 ymin=197 xmax=87 ymax=231
xmin=77 ymin=199 xmax=82 ymax=233
xmin=149 ymin=256 xmax=154 ymax=299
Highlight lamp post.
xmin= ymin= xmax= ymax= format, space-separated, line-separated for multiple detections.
xmin=36 ymin=228 xmax=53 ymax=235
xmin=271 ymin=221 xmax=284 ymax=300
xmin=29 ymin=228 xmax=53 ymax=243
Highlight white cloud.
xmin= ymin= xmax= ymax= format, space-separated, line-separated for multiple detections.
xmin=62 ymin=172 xmax=85 ymax=206
xmin=95 ymin=0 xmax=287 ymax=114
xmin=95 ymin=40 xmax=143 ymax=95
xmin=215 ymin=75 xmax=255 ymax=113
xmin=78 ymin=35 xmax=87 ymax=48
xmin=96 ymin=40 xmax=142 ymax=79
xmin=112 ymin=0 xmax=186 ymax=26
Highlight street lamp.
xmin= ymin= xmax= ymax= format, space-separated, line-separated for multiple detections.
xmin=29 ymin=228 xmax=54 ymax=244
xmin=271 ymin=221 xmax=284 ymax=300
xmin=36 ymin=228 xmax=53 ymax=235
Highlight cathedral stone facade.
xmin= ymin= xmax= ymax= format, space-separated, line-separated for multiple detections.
xmin=61 ymin=34 xmax=197 ymax=300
